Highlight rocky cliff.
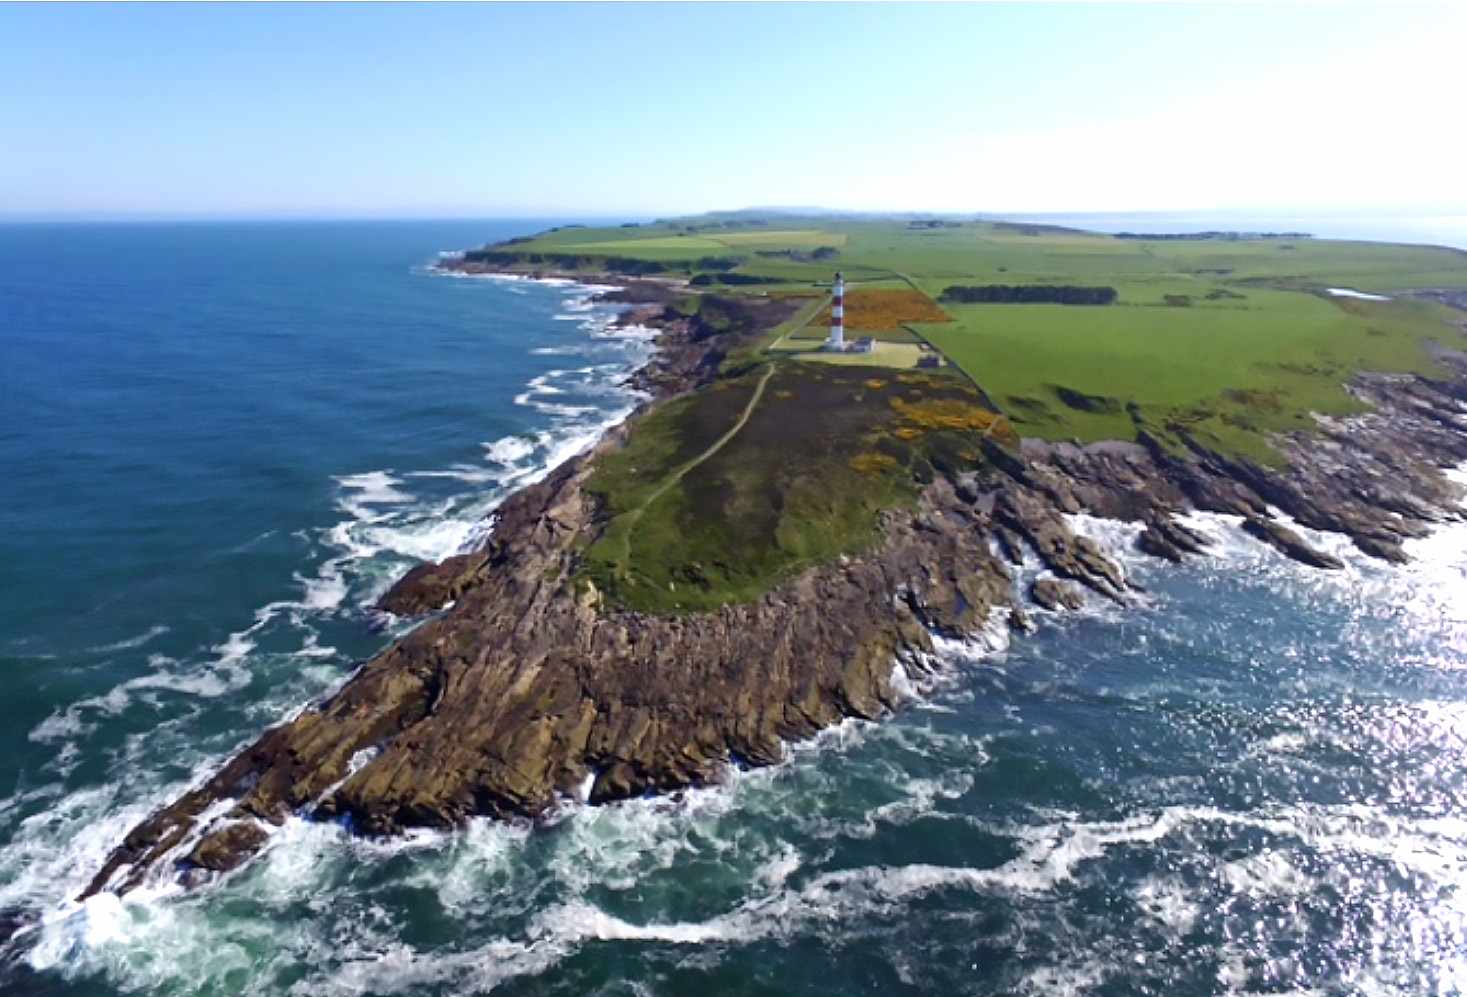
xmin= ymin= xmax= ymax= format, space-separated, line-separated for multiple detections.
xmin=83 ymin=288 xmax=1467 ymax=898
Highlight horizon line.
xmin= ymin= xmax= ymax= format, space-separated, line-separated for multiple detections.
xmin=4 ymin=205 xmax=1466 ymax=226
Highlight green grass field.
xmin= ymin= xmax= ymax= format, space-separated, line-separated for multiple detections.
xmin=488 ymin=213 xmax=1467 ymax=465
xmin=567 ymin=235 xmax=731 ymax=253
xmin=918 ymin=293 xmax=1454 ymax=462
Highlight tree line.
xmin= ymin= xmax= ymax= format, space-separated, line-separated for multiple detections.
xmin=939 ymin=284 xmax=1118 ymax=305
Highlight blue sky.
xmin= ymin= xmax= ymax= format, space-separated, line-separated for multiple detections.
xmin=2 ymin=3 xmax=1461 ymax=220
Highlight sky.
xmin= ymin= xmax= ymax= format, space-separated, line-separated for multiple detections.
xmin=2 ymin=2 xmax=1463 ymax=220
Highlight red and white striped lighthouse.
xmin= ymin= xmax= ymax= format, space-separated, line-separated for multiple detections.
xmin=827 ymin=271 xmax=845 ymax=350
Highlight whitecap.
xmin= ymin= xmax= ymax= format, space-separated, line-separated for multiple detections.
xmin=335 ymin=471 xmax=413 ymax=506
xmin=85 ymin=625 xmax=171 ymax=654
xmin=481 ymin=435 xmax=536 ymax=465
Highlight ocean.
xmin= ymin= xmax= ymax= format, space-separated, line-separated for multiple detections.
xmin=3 ymin=219 xmax=1467 ymax=995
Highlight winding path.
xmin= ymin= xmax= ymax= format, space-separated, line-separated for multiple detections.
xmin=609 ymin=362 xmax=778 ymax=576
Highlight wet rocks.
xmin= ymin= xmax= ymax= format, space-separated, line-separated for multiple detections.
xmin=1031 ymin=578 xmax=1084 ymax=612
xmin=1008 ymin=359 xmax=1467 ymax=573
xmin=1138 ymin=516 xmax=1212 ymax=563
xmin=377 ymin=551 xmax=489 ymax=616
xmin=186 ymin=821 xmax=269 ymax=872
xmin=1240 ymin=517 xmax=1344 ymax=570
xmin=994 ymin=488 xmax=1129 ymax=602
xmin=1008 ymin=606 xmax=1036 ymax=633
xmin=991 ymin=524 xmax=1027 ymax=565
xmin=1352 ymin=535 xmax=1410 ymax=565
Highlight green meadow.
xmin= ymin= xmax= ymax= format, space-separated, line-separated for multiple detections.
xmin=919 ymin=293 xmax=1453 ymax=463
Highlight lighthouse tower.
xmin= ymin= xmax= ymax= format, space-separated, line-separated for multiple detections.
xmin=827 ymin=272 xmax=845 ymax=351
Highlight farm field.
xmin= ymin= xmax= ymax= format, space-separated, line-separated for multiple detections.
xmin=566 ymin=235 xmax=731 ymax=252
xmin=476 ymin=212 xmax=1467 ymax=466
xmin=918 ymin=292 xmax=1454 ymax=462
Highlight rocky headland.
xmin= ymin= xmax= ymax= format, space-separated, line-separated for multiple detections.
xmin=82 ymin=274 xmax=1467 ymax=898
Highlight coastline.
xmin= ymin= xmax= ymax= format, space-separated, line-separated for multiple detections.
xmin=4 ymin=262 xmax=678 ymax=957
xmin=75 ymin=257 xmax=1467 ymax=902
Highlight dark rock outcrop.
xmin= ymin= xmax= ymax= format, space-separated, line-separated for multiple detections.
xmin=994 ymin=488 xmax=1129 ymax=602
xmin=377 ymin=551 xmax=490 ymax=617
xmin=186 ymin=821 xmax=269 ymax=872
xmin=1008 ymin=606 xmax=1036 ymax=633
xmin=1138 ymin=516 xmax=1212 ymax=563
xmin=1031 ymin=578 xmax=1085 ymax=611
xmin=1239 ymin=517 xmax=1344 ymax=570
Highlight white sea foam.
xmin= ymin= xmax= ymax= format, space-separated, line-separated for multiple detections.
xmin=359 ymin=516 xmax=479 ymax=565
xmin=297 ymin=633 xmax=336 ymax=659
xmin=295 ymin=567 xmax=348 ymax=612
xmin=335 ymin=470 xmax=413 ymax=506
xmin=120 ymin=654 xmax=249 ymax=700
xmin=85 ymin=625 xmax=171 ymax=654
xmin=756 ymin=843 xmax=802 ymax=890
xmin=1019 ymin=962 xmax=1110 ymax=997
xmin=334 ymin=471 xmax=414 ymax=523
xmin=24 ymin=666 xmax=1467 ymax=997
xmin=1132 ymin=874 xmax=1203 ymax=934
xmin=405 ymin=464 xmax=502 ymax=484
xmin=1064 ymin=512 xmax=1147 ymax=572
xmin=66 ymin=449 xmax=1439 ymax=992
xmin=5 ymin=763 xmax=221 ymax=954
xmin=28 ymin=707 xmax=92 ymax=744
xmin=46 ymin=640 xmax=258 ymax=735
xmin=916 ymin=609 xmax=1013 ymax=696
xmin=481 ymin=435 xmax=536 ymax=465
xmin=507 ymin=807 xmax=1201 ymax=955
xmin=1326 ymin=287 xmax=1391 ymax=301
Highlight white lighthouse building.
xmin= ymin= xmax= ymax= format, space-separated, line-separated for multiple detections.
xmin=826 ymin=271 xmax=845 ymax=351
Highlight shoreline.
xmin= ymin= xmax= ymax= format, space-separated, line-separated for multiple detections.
xmin=75 ymin=257 xmax=1467 ymax=900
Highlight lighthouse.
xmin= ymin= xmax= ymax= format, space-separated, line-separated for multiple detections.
xmin=827 ymin=271 xmax=845 ymax=351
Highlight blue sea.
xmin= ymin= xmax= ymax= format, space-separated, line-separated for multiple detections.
xmin=3 ymin=220 xmax=1467 ymax=995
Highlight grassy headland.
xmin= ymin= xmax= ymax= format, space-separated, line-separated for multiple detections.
xmin=581 ymin=365 xmax=1006 ymax=613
